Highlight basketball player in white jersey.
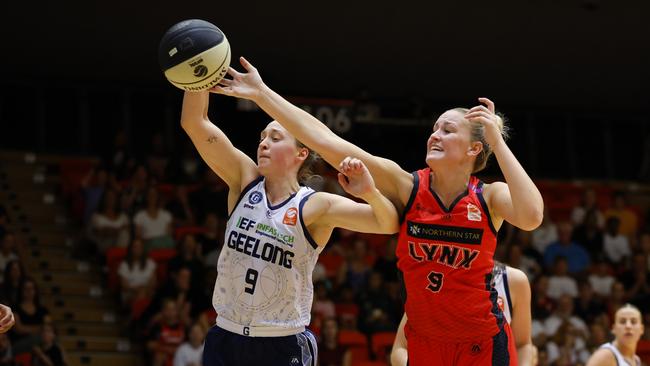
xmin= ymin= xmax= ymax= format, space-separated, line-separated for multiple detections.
xmin=391 ymin=262 xmax=537 ymax=366
xmin=181 ymin=90 xmax=399 ymax=366
xmin=586 ymin=304 xmax=644 ymax=366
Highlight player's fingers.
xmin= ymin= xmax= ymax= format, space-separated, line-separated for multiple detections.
xmin=467 ymin=105 xmax=491 ymax=114
xmin=337 ymin=173 xmax=348 ymax=188
xmin=218 ymin=78 xmax=233 ymax=86
xmin=240 ymin=57 xmax=257 ymax=72
xmin=478 ymin=97 xmax=495 ymax=113
xmin=209 ymin=86 xmax=229 ymax=95
xmin=226 ymin=66 xmax=242 ymax=78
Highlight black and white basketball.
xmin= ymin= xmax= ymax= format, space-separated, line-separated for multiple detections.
xmin=158 ymin=19 xmax=231 ymax=91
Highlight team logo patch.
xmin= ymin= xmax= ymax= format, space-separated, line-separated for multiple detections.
xmin=248 ymin=191 xmax=263 ymax=205
xmin=283 ymin=207 xmax=298 ymax=226
xmin=467 ymin=203 xmax=482 ymax=222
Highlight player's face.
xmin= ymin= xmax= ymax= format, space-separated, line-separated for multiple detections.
xmin=257 ymin=121 xmax=303 ymax=176
xmin=426 ymin=110 xmax=474 ymax=168
xmin=612 ymin=308 xmax=644 ymax=345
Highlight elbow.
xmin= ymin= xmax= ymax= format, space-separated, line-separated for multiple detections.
xmin=518 ymin=206 xmax=544 ymax=231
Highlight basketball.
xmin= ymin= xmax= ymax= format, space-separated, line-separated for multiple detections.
xmin=158 ymin=19 xmax=231 ymax=91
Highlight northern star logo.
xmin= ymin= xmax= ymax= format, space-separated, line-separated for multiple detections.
xmin=407 ymin=221 xmax=483 ymax=245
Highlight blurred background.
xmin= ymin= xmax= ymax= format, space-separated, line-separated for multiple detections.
xmin=0 ymin=0 xmax=649 ymax=365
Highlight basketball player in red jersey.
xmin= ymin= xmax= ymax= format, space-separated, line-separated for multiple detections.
xmin=213 ymin=57 xmax=544 ymax=366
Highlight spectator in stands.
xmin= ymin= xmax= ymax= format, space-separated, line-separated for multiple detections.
xmin=571 ymin=187 xmax=605 ymax=229
xmin=165 ymin=185 xmax=196 ymax=227
xmin=586 ymin=323 xmax=608 ymax=354
xmin=588 ymin=259 xmax=616 ymax=298
xmin=196 ymin=213 xmax=223 ymax=264
xmin=543 ymin=295 xmax=589 ymax=346
xmin=531 ymin=206 xmax=558 ymax=256
xmin=318 ymin=318 xmax=351 ymax=366
xmin=147 ymin=299 xmax=187 ymax=366
xmin=168 ymin=234 xmax=205 ymax=292
xmin=372 ymin=236 xmax=398 ymax=284
xmin=88 ymin=189 xmax=130 ymax=255
xmin=572 ymin=208 xmax=605 ymax=259
xmin=506 ymin=244 xmax=541 ymax=281
xmin=604 ymin=190 xmax=639 ymax=241
xmin=118 ymin=238 xmax=157 ymax=311
xmin=312 ymin=281 xmax=336 ymax=326
xmin=104 ymin=129 xmax=135 ymax=181
xmin=336 ymin=239 xmax=372 ymax=293
xmin=544 ymin=222 xmax=590 ymax=274
xmin=134 ymin=186 xmax=174 ymax=250
xmin=0 ymin=232 xmax=19 ymax=284
xmin=605 ymin=282 xmax=626 ymax=320
xmin=188 ymin=169 xmax=228 ymax=222
xmin=357 ymin=271 xmax=398 ymax=334
xmin=545 ymin=321 xmax=590 ymax=365
xmin=574 ymin=281 xmax=606 ymax=325
xmin=532 ymin=275 xmax=555 ymax=320
xmin=146 ymin=132 xmax=169 ymax=182
xmin=602 ymin=217 xmax=631 ymax=265
xmin=620 ymin=252 xmax=650 ymax=308
xmin=80 ymin=165 xmax=111 ymax=224
xmin=547 ymin=256 xmax=578 ymax=300
xmin=173 ymin=323 xmax=204 ymax=366
xmin=12 ymin=279 xmax=51 ymax=353
xmin=31 ymin=324 xmax=68 ymax=366
xmin=121 ymin=164 xmax=150 ymax=216
xmin=1 ymin=260 xmax=26 ymax=307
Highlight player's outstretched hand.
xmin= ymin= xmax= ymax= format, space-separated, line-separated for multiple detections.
xmin=0 ymin=304 xmax=15 ymax=333
xmin=210 ymin=57 xmax=265 ymax=101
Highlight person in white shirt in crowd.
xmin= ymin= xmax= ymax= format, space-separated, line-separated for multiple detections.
xmin=547 ymin=256 xmax=578 ymax=300
xmin=173 ymin=323 xmax=205 ymax=366
xmin=603 ymin=217 xmax=631 ymax=265
xmin=544 ymin=294 xmax=589 ymax=342
xmin=134 ymin=186 xmax=174 ymax=249
xmin=117 ymin=238 xmax=157 ymax=308
xmin=89 ymin=189 xmax=130 ymax=254
xmin=589 ymin=259 xmax=616 ymax=298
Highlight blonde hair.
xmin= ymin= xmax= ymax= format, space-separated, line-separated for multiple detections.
xmin=451 ymin=108 xmax=510 ymax=173
xmin=295 ymin=140 xmax=321 ymax=185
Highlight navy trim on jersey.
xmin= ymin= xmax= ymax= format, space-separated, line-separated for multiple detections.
xmin=485 ymin=272 xmax=505 ymax=330
xmin=298 ymin=191 xmax=319 ymax=250
xmin=502 ymin=270 xmax=513 ymax=319
xmin=428 ymin=171 xmax=469 ymax=213
xmin=267 ymin=191 xmax=298 ymax=210
xmin=491 ymin=324 xmax=511 ymax=366
xmin=400 ymin=172 xmax=420 ymax=224
xmin=605 ymin=349 xmax=620 ymax=366
xmin=476 ymin=181 xmax=498 ymax=235
xmin=227 ymin=176 xmax=264 ymax=219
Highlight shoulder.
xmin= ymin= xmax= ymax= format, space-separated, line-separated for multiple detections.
xmin=586 ymin=348 xmax=617 ymax=366
xmin=482 ymin=181 xmax=508 ymax=200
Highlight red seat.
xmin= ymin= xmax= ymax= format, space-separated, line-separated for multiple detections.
xmin=338 ymin=329 xmax=367 ymax=348
xmin=14 ymin=352 xmax=32 ymax=366
xmin=349 ymin=346 xmax=370 ymax=363
xmin=105 ymin=247 xmax=128 ymax=291
xmin=149 ymin=248 xmax=178 ymax=285
xmin=371 ymin=331 xmax=396 ymax=360
xmin=318 ymin=254 xmax=345 ymax=278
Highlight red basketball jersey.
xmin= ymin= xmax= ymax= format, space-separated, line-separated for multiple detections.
xmin=396 ymin=169 xmax=504 ymax=342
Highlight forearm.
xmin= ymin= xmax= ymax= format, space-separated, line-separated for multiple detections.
xmin=361 ymin=189 xmax=399 ymax=234
xmin=517 ymin=343 xmax=535 ymax=366
xmin=493 ymin=140 xmax=543 ymax=230
xmin=180 ymin=91 xmax=209 ymax=129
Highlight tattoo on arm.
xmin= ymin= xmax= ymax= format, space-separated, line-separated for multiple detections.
xmin=207 ymin=136 xmax=218 ymax=144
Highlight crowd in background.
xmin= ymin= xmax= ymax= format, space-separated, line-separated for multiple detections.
xmin=0 ymin=129 xmax=649 ymax=366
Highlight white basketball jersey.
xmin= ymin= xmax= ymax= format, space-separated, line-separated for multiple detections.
xmin=492 ymin=262 xmax=512 ymax=324
xmin=600 ymin=342 xmax=641 ymax=366
xmin=213 ymin=177 xmax=322 ymax=330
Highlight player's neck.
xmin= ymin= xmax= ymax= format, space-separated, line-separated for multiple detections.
xmin=429 ymin=168 xmax=471 ymax=203
xmin=614 ymin=340 xmax=637 ymax=361
xmin=264 ymin=177 xmax=299 ymax=205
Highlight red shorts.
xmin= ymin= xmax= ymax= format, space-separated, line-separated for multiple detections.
xmin=406 ymin=322 xmax=517 ymax=366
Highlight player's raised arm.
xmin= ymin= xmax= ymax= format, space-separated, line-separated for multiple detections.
xmin=180 ymin=90 xmax=258 ymax=197
xmin=212 ymin=57 xmax=413 ymax=208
